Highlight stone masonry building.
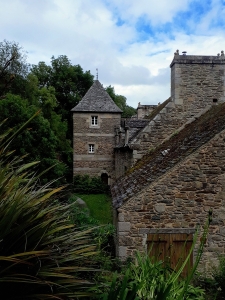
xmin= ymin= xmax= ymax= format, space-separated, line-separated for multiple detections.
xmin=72 ymin=50 xmax=225 ymax=269
xmin=71 ymin=80 xmax=122 ymax=185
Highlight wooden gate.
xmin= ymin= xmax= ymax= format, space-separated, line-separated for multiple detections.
xmin=147 ymin=233 xmax=193 ymax=276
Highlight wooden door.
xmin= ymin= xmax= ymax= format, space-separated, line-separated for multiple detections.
xmin=147 ymin=233 xmax=193 ymax=277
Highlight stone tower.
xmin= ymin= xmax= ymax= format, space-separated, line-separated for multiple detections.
xmin=171 ymin=50 xmax=225 ymax=111
xmin=71 ymin=80 xmax=122 ymax=185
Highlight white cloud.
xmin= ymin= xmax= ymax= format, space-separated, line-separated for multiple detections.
xmin=114 ymin=83 xmax=171 ymax=107
xmin=1 ymin=0 xmax=225 ymax=107
xmin=106 ymin=0 xmax=192 ymax=25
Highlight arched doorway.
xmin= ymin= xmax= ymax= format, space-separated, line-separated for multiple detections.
xmin=101 ymin=173 xmax=108 ymax=185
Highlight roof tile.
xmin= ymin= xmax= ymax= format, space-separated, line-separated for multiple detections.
xmin=71 ymin=80 xmax=122 ymax=113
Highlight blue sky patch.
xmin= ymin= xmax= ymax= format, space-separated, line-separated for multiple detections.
xmin=135 ymin=16 xmax=175 ymax=42
xmin=116 ymin=17 xmax=125 ymax=27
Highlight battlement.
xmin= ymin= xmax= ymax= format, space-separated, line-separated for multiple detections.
xmin=170 ymin=50 xmax=225 ymax=68
xmin=171 ymin=50 xmax=225 ymax=106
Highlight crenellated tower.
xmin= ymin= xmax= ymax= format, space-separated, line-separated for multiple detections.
xmin=171 ymin=50 xmax=225 ymax=113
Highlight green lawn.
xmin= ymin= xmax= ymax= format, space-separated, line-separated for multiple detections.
xmin=74 ymin=193 xmax=113 ymax=224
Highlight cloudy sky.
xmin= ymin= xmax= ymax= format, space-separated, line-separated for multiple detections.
xmin=1 ymin=0 xmax=225 ymax=107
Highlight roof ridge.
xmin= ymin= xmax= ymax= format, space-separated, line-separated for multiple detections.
xmin=120 ymin=126 xmax=225 ymax=210
xmin=111 ymin=102 xmax=225 ymax=208
xmin=71 ymin=80 xmax=122 ymax=113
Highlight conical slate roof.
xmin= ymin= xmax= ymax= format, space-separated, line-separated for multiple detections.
xmin=71 ymin=80 xmax=123 ymax=113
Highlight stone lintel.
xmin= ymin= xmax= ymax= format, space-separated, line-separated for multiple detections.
xmin=139 ymin=228 xmax=196 ymax=234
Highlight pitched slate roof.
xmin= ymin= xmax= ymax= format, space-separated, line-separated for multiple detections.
xmin=116 ymin=119 xmax=149 ymax=148
xmin=71 ymin=80 xmax=122 ymax=113
xmin=111 ymin=103 xmax=225 ymax=208
xmin=126 ymin=119 xmax=150 ymax=143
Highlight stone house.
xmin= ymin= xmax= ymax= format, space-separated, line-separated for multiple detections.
xmin=71 ymin=79 xmax=152 ymax=183
xmin=111 ymin=50 xmax=225 ymax=269
xmin=72 ymin=50 xmax=225 ymax=269
xmin=71 ymin=79 xmax=122 ymax=185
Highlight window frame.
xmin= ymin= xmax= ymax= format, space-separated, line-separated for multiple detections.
xmin=91 ymin=116 xmax=98 ymax=126
xmin=89 ymin=144 xmax=95 ymax=153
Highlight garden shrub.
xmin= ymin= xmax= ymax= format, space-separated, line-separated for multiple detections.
xmin=212 ymin=254 xmax=225 ymax=295
xmin=73 ymin=174 xmax=109 ymax=194
xmin=0 ymin=116 xmax=99 ymax=299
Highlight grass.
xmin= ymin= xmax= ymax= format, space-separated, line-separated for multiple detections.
xmin=74 ymin=193 xmax=113 ymax=224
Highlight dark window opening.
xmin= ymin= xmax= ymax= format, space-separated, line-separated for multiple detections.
xmin=91 ymin=116 xmax=98 ymax=125
xmin=213 ymin=98 xmax=218 ymax=103
xmin=101 ymin=173 xmax=108 ymax=185
xmin=89 ymin=144 xmax=94 ymax=153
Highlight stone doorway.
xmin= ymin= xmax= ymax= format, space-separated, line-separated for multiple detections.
xmin=101 ymin=173 xmax=108 ymax=185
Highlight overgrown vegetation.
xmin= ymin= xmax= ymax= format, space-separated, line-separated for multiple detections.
xmin=195 ymin=254 xmax=225 ymax=300
xmin=97 ymin=212 xmax=212 ymax=300
xmin=73 ymin=175 xmax=109 ymax=194
xmin=0 ymin=117 xmax=99 ymax=299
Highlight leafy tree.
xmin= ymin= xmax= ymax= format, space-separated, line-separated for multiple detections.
xmin=0 ymin=40 xmax=135 ymax=186
xmin=105 ymin=85 xmax=136 ymax=118
xmin=0 ymin=40 xmax=29 ymax=98
xmin=31 ymin=56 xmax=94 ymax=140
xmin=0 ymin=94 xmax=68 ymax=184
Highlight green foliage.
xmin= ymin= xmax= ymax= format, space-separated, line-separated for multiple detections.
xmin=99 ymin=270 xmax=140 ymax=300
xmin=69 ymin=194 xmax=115 ymax=268
xmin=73 ymin=194 xmax=113 ymax=224
xmin=99 ymin=213 xmax=212 ymax=300
xmin=0 ymin=94 xmax=68 ymax=184
xmin=73 ymin=175 xmax=109 ymax=194
xmin=69 ymin=193 xmax=114 ymax=250
xmin=212 ymin=254 xmax=225 ymax=296
xmin=0 ymin=39 xmax=29 ymax=98
xmin=105 ymin=85 xmax=136 ymax=118
xmin=196 ymin=254 xmax=225 ymax=299
xmin=31 ymin=55 xmax=94 ymax=140
xmin=0 ymin=118 xmax=100 ymax=299
xmin=1 ymin=40 xmax=135 ymax=187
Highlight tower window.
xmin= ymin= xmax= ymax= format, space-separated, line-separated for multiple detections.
xmin=89 ymin=144 xmax=95 ymax=153
xmin=213 ymin=98 xmax=218 ymax=103
xmin=91 ymin=116 xmax=98 ymax=126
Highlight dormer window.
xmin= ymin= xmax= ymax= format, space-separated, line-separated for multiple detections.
xmin=91 ymin=116 xmax=98 ymax=126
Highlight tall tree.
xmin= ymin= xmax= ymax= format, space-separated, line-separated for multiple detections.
xmin=31 ymin=56 xmax=94 ymax=140
xmin=105 ymin=85 xmax=136 ymax=118
xmin=0 ymin=40 xmax=29 ymax=98
xmin=0 ymin=93 xmax=68 ymax=184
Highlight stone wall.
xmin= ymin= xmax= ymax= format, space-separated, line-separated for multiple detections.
xmin=73 ymin=112 xmax=121 ymax=180
xmin=137 ymin=104 xmax=158 ymax=119
xmin=115 ymin=147 xmax=133 ymax=179
xmin=116 ymin=128 xmax=225 ymax=270
xmin=171 ymin=54 xmax=225 ymax=107
xmin=130 ymin=102 xmax=184 ymax=159
xmin=129 ymin=54 xmax=225 ymax=163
